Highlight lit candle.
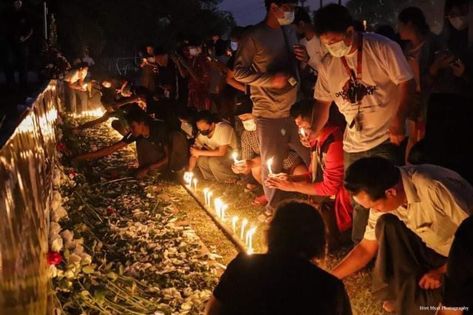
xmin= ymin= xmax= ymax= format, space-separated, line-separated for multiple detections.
xmin=231 ymin=151 xmax=241 ymax=164
xmin=208 ymin=191 xmax=213 ymax=207
xmin=203 ymin=188 xmax=209 ymax=205
xmin=300 ymin=128 xmax=306 ymax=137
xmin=240 ymin=218 xmax=248 ymax=240
xmin=266 ymin=157 xmax=274 ymax=175
xmin=221 ymin=204 xmax=228 ymax=221
xmin=232 ymin=216 xmax=239 ymax=233
xmin=214 ymin=198 xmax=222 ymax=217
xmin=247 ymin=227 xmax=257 ymax=254
xmin=193 ymin=178 xmax=198 ymax=190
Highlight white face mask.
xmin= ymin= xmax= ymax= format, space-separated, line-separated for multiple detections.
xmin=449 ymin=16 xmax=468 ymax=31
xmin=277 ymin=10 xmax=295 ymax=26
xmin=188 ymin=47 xmax=200 ymax=57
xmin=230 ymin=41 xmax=239 ymax=51
xmin=242 ymin=119 xmax=257 ymax=132
xmin=325 ymin=39 xmax=352 ymax=57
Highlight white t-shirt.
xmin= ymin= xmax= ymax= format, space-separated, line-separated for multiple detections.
xmin=300 ymin=35 xmax=326 ymax=72
xmin=315 ymin=33 xmax=413 ymax=153
xmin=195 ymin=122 xmax=238 ymax=151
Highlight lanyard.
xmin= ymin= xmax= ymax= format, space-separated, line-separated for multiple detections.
xmin=340 ymin=34 xmax=363 ymax=82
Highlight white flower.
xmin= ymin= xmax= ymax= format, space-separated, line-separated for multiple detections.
xmin=68 ymin=254 xmax=82 ymax=265
xmin=49 ymin=222 xmax=62 ymax=237
xmin=64 ymin=270 xmax=75 ymax=279
xmin=48 ymin=265 xmax=58 ymax=278
xmin=52 ymin=206 xmax=68 ymax=222
xmin=79 ymin=253 xmax=92 ymax=265
xmin=51 ymin=191 xmax=62 ymax=210
xmin=60 ymin=229 xmax=74 ymax=242
xmin=50 ymin=236 xmax=64 ymax=252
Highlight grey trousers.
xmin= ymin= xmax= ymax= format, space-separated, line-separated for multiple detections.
xmin=196 ymin=155 xmax=238 ymax=182
xmin=374 ymin=214 xmax=446 ymax=315
xmin=256 ymin=117 xmax=310 ymax=210
xmin=344 ymin=141 xmax=401 ymax=243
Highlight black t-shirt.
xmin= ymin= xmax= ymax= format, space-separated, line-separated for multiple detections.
xmin=214 ymin=253 xmax=352 ymax=315
xmin=121 ymin=120 xmax=168 ymax=148
xmin=5 ymin=8 xmax=33 ymax=43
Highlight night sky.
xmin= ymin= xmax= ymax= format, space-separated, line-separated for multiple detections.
xmin=219 ymin=0 xmax=345 ymax=26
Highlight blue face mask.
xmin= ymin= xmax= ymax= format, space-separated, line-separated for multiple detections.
xmin=277 ymin=10 xmax=295 ymax=26
xmin=230 ymin=41 xmax=239 ymax=51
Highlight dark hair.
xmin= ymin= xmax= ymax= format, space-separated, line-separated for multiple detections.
xmin=294 ymin=6 xmax=312 ymax=24
xmin=375 ymin=24 xmax=399 ymax=42
xmin=290 ymin=99 xmax=313 ymax=120
xmin=195 ymin=110 xmax=218 ymax=124
xmin=177 ymin=107 xmax=198 ymax=122
xmin=230 ymin=26 xmax=246 ymax=40
xmin=264 ymin=0 xmax=298 ymax=10
xmin=267 ymin=201 xmax=326 ymax=259
xmin=313 ymin=4 xmax=353 ymax=36
xmin=344 ymin=157 xmax=401 ymax=200
xmin=398 ymin=7 xmax=430 ymax=35
xmin=445 ymin=0 xmax=469 ymax=15
xmin=214 ymin=39 xmax=228 ymax=57
xmin=126 ymin=107 xmax=151 ymax=125
xmin=73 ymin=62 xmax=89 ymax=70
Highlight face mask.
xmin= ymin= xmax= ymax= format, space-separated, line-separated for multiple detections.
xmin=325 ymin=38 xmax=352 ymax=57
xmin=242 ymin=119 xmax=257 ymax=131
xmin=230 ymin=41 xmax=239 ymax=51
xmin=277 ymin=10 xmax=295 ymax=26
xmin=189 ymin=47 xmax=200 ymax=57
xmin=200 ymin=128 xmax=212 ymax=136
xmin=449 ymin=16 xmax=468 ymax=31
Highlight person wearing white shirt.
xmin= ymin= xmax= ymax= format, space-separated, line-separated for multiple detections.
xmin=331 ymin=157 xmax=473 ymax=314
xmin=188 ymin=111 xmax=239 ymax=183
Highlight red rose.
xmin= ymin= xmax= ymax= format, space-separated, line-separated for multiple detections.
xmin=47 ymin=251 xmax=63 ymax=265
xmin=56 ymin=143 xmax=66 ymax=152
xmin=107 ymin=207 xmax=116 ymax=215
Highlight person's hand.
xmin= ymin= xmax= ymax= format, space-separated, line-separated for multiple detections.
xmin=388 ymin=122 xmax=406 ymax=146
xmin=265 ymin=176 xmax=293 ymax=191
xmin=429 ymin=53 xmax=455 ymax=77
xmin=450 ymin=59 xmax=465 ymax=77
xmin=293 ymin=44 xmax=309 ymax=63
xmin=135 ymin=167 xmax=149 ymax=179
xmin=419 ymin=269 xmax=443 ymax=290
xmin=137 ymin=97 xmax=147 ymax=110
xmin=232 ymin=160 xmax=251 ymax=174
xmin=271 ymin=73 xmax=289 ymax=89
xmin=190 ymin=147 xmax=201 ymax=158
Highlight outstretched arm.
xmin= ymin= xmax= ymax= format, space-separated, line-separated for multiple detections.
xmin=73 ymin=141 xmax=128 ymax=162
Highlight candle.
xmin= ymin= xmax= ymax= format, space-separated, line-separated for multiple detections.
xmin=300 ymin=128 xmax=306 ymax=137
xmin=266 ymin=157 xmax=274 ymax=175
xmin=214 ymin=198 xmax=222 ymax=217
xmin=240 ymin=218 xmax=248 ymax=240
xmin=231 ymin=151 xmax=239 ymax=164
xmin=183 ymin=172 xmax=193 ymax=186
xmin=247 ymin=227 xmax=257 ymax=254
xmin=221 ymin=204 xmax=228 ymax=221
xmin=193 ymin=178 xmax=198 ymax=190
xmin=203 ymin=188 xmax=209 ymax=205
xmin=208 ymin=191 xmax=213 ymax=207
xmin=232 ymin=216 xmax=239 ymax=233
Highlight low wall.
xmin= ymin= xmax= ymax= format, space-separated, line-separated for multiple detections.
xmin=0 ymin=81 xmax=61 ymax=315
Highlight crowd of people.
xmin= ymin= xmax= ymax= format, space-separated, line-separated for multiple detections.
xmin=62 ymin=0 xmax=473 ymax=314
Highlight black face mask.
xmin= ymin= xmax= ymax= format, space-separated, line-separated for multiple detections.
xmin=200 ymin=129 xmax=211 ymax=136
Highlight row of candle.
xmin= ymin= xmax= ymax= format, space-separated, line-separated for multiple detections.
xmin=184 ymin=171 xmax=257 ymax=254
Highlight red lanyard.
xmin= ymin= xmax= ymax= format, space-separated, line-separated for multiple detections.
xmin=340 ymin=34 xmax=363 ymax=81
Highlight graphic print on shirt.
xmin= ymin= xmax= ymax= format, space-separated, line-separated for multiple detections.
xmin=335 ymin=78 xmax=377 ymax=105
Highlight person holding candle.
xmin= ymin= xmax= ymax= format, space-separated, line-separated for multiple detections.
xmin=232 ymin=102 xmax=308 ymax=207
xmin=234 ymin=0 xmax=311 ymax=215
xmin=187 ymin=111 xmax=239 ymax=183
xmin=266 ymin=100 xmax=352 ymax=250
xmin=64 ymin=62 xmax=90 ymax=115
xmin=205 ymin=201 xmax=352 ymax=315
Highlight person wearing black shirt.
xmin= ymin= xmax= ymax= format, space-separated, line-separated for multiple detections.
xmin=4 ymin=0 xmax=33 ymax=89
xmin=73 ymin=108 xmax=188 ymax=178
xmin=205 ymin=201 xmax=352 ymax=315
